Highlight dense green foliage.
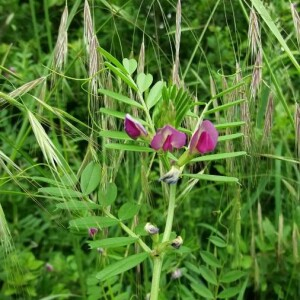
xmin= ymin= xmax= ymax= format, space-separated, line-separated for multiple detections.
xmin=0 ymin=0 xmax=299 ymax=299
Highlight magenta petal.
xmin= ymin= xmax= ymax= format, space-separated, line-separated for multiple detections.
xmin=151 ymin=131 xmax=164 ymax=150
xmin=124 ymin=114 xmax=147 ymax=139
xmin=151 ymin=125 xmax=186 ymax=152
xmin=162 ymin=135 xmax=173 ymax=151
xmin=189 ymin=120 xmax=218 ymax=154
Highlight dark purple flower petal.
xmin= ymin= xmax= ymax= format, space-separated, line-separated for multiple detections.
xmin=124 ymin=114 xmax=148 ymax=140
xmin=189 ymin=120 xmax=218 ymax=154
xmin=150 ymin=125 xmax=186 ymax=152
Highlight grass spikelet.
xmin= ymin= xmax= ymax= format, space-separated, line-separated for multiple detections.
xmin=0 ymin=204 xmax=12 ymax=253
xmin=290 ymin=3 xmax=300 ymax=46
xmin=248 ymin=8 xmax=261 ymax=59
xmin=27 ymin=110 xmax=63 ymax=171
xmin=137 ymin=40 xmax=145 ymax=74
xmin=53 ymin=5 xmax=68 ymax=73
xmin=172 ymin=0 xmax=181 ymax=87
xmin=262 ymin=92 xmax=274 ymax=146
xmin=250 ymin=48 xmax=262 ymax=100
xmin=0 ymin=77 xmax=46 ymax=106
xmin=292 ymin=223 xmax=299 ymax=263
xmin=277 ymin=214 xmax=284 ymax=258
xmin=295 ymin=103 xmax=300 ymax=158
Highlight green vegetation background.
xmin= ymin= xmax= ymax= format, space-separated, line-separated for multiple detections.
xmin=0 ymin=0 xmax=299 ymax=299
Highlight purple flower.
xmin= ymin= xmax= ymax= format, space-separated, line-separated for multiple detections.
xmin=151 ymin=125 xmax=186 ymax=152
xmin=124 ymin=114 xmax=148 ymax=140
xmin=189 ymin=120 xmax=218 ymax=154
xmin=88 ymin=227 xmax=98 ymax=238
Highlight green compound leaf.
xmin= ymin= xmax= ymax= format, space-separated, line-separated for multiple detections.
xmin=137 ymin=73 xmax=153 ymax=93
xmin=219 ymin=270 xmax=247 ymax=283
xmin=39 ymin=187 xmax=83 ymax=198
xmin=56 ymin=200 xmax=101 ymax=210
xmin=146 ymin=80 xmax=164 ymax=109
xmin=98 ymin=182 xmax=118 ymax=207
xmin=200 ymin=251 xmax=222 ymax=268
xmin=69 ymin=216 xmax=119 ymax=230
xmin=183 ymin=173 xmax=239 ymax=183
xmin=198 ymin=265 xmax=218 ymax=286
xmin=122 ymin=58 xmax=137 ymax=75
xmin=104 ymin=143 xmax=154 ymax=152
xmin=218 ymin=286 xmax=242 ymax=298
xmin=118 ymin=202 xmax=140 ymax=221
xmin=191 ymin=151 xmax=246 ymax=163
xmin=190 ymin=282 xmax=214 ymax=299
xmin=88 ymin=237 xmax=138 ymax=249
xmin=98 ymin=88 xmax=143 ymax=109
xmin=209 ymin=235 xmax=227 ymax=248
xmin=99 ymin=130 xmax=131 ymax=140
xmin=80 ymin=161 xmax=101 ymax=195
xmin=96 ymin=252 xmax=148 ymax=281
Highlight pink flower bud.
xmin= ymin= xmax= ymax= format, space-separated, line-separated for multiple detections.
xmin=88 ymin=227 xmax=98 ymax=238
xmin=189 ymin=120 xmax=218 ymax=154
xmin=151 ymin=125 xmax=186 ymax=152
xmin=124 ymin=114 xmax=148 ymax=139
xmin=45 ymin=263 xmax=54 ymax=272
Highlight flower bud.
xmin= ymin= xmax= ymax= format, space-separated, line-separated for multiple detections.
xmin=151 ymin=125 xmax=186 ymax=152
xmin=144 ymin=222 xmax=159 ymax=235
xmin=159 ymin=165 xmax=182 ymax=184
xmin=171 ymin=268 xmax=183 ymax=279
xmin=171 ymin=236 xmax=183 ymax=249
xmin=88 ymin=227 xmax=98 ymax=238
xmin=45 ymin=263 xmax=54 ymax=272
xmin=189 ymin=120 xmax=218 ymax=154
xmin=124 ymin=114 xmax=148 ymax=139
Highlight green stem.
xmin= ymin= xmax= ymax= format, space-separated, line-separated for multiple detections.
xmin=150 ymin=183 xmax=177 ymax=300
xmin=162 ymin=184 xmax=177 ymax=242
xmin=150 ymin=256 xmax=164 ymax=300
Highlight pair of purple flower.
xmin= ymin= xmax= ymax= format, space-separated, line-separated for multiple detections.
xmin=124 ymin=114 xmax=218 ymax=155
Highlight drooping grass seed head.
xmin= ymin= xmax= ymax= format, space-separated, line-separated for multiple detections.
xmin=151 ymin=125 xmax=186 ymax=152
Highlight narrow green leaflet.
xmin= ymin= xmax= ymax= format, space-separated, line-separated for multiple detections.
xmin=98 ymin=47 xmax=128 ymax=73
xmin=191 ymin=151 xmax=246 ymax=162
xmin=146 ymin=81 xmax=164 ymax=109
xmin=99 ymin=182 xmax=118 ymax=207
xmin=56 ymin=200 xmax=101 ymax=210
xmin=99 ymin=130 xmax=131 ymax=140
xmin=105 ymin=62 xmax=138 ymax=91
xmin=205 ymin=99 xmax=245 ymax=114
xmin=39 ymin=187 xmax=83 ymax=198
xmin=88 ymin=237 xmax=138 ymax=249
xmin=118 ymin=202 xmax=140 ymax=221
xmin=198 ymin=266 xmax=218 ymax=286
xmin=100 ymin=108 xmax=125 ymax=119
xmin=215 ymin=121 xmax=245 ymax=129
xmin=217 ymin=286 xmax=242 ymax=299
xmin=96 ymin=252 xmax=148 ymax=281
xmin=190 ymin=282 xmax=214 ymax=299
xmin=69 ymin=216 xmax=119 ymax=229
xmin=218 ymin=133 xmax=244 ymax=142
xmin=200 ymin=251 xmax=222 ymax=268
xmin=183 ymin=173 xmax=239 ymax=183
xmin=219 ymin=270 xmax=247 ymax=283
xmin=80 ymin=161 xmax=101 ymax=195
xmin=209 ymin=236 xmax=227 ymax=248
xmin=122 ymin=58 xmax=137 ymax=75
xmin=104 ymin=143 xmax=154 ymax=152
xmin=137 ymin=73 xmax=153 ymax=93
xmin=98 ymin=89 xmax=143 ymax=109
